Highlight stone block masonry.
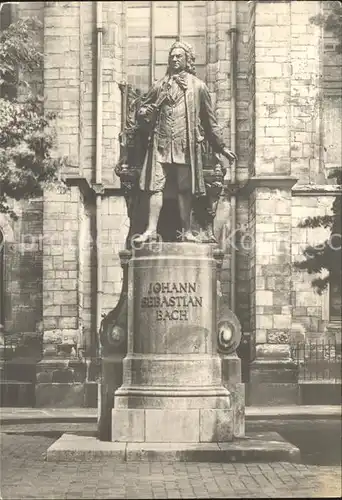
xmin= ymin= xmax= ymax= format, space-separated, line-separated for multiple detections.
xmin=101 ymin=196 xmax=128 ymax=317
xmin=248 ymin=0 xmax=325 ymax=351
xmin=247 ymin=0 xmax=255 ymax=178
xmin=42 ymin=188 xmax=80 ymax=350
xmin=101 ymin=1 xmax=125 ymax=187
xmin=77 ymin=191 xmax=95 ymax=354
xmin=254 ymin=4 xmax=291 ymax=177
xmin=44 ymin=1 xmax=80 ymax=169
xmin=40 ymin=1 xmax=127 ymax=358
xmin=290 ymin=1 xmax=324 ymax=186
xmin=212 ymin=1 xmax=252 ymax=326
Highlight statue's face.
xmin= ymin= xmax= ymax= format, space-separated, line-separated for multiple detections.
xmin=169 ymin=48 xmax=187 ymax=73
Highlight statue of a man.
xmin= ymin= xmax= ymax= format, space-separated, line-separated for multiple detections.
xmin=134 ymin=41 xmax=237 ymax=243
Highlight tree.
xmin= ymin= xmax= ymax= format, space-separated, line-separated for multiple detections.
xmin=310 ymin=0 xmax=342 ymax=54
xmin=0 ymin=10 xmax=66 ymax=219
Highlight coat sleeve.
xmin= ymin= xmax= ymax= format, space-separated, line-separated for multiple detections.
xmin=199 ymin=82 xmax=226 ymax=153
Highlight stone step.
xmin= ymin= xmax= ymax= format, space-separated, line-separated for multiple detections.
xmin=46 ymin=431 xmax=300 ymax=463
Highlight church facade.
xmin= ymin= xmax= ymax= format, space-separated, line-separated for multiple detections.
xmin=1 ymin=1 xmax=341 ymax=405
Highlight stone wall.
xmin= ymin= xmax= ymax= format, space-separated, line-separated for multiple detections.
xmin=41 ymin=1 xmax=127 ymax=354
xmin=100 ymin=1 xmax=127 ymax=314
xmin=126 ymin=1 xmax=151 ymax=90
xmin=101 ymin=1 xmax=125 ymax=186
xmin=324 ymin=96 xmax=342 ymax=172
xmin=248 ymin=0 xmax=294 ymax=352
xmin=207 ymin=1 xmax=252 ymax=330
xmin=42 ymin=188 xmax=80 ymax=350
xmin=290 ymin=1 xmax=342 ymax=341
xmin=81 ymin=1 xmax=96 ymax=183
xmin=247 ymin=0 xmax=255 ymax=179
xmin=236 ymin=0 xmax=254 ymax=333
xmin=101 ymin=197 xmax=127 ymax=317
xmin=42 ymin=1 xmax=82 ymax=355
xmin=44 ymin=2 xmax=81 ymax=170
xmin=290 ymin=1 xmax=324 ymax=186
xmin=323 ymin=1 xmax=342 ymax=96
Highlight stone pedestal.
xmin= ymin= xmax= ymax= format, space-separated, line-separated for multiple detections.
xmin=112 ymin=243 xmax=233 ymax=443
xmin=97 ymin=354 xmax=125 ymax=441
xmin=47 ymin=243 xmax=301 ymax=461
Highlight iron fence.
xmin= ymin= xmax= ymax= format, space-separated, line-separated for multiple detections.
xmin=291 ymin=341 xmax=342 ymax=382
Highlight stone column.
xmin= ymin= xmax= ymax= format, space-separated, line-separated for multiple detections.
xmin=247 ymin=178 xmax=297 ymax=406
xmin=289 ymin=0 xmax=324 ymax=185
xmin=112 ymin=243 xmax=234 ymax=443
xmin=246 ymin=1 xmax=323 ymax=405
xmin=35 ymin=2 xmax=87 ymax=406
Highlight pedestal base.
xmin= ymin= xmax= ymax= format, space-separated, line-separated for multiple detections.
xmin=112 ymin=408 xmax=233 ymax=443
xmin=46 ymin=431 xmax=301 ymax=463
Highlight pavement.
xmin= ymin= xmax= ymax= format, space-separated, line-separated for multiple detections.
xmin=0 ymin=406 xmax=341 ymax=499
xmin=1 ymin=405 xmax=341 ymax=424
xmin=0 ymin=433 xmax=341 ymax=499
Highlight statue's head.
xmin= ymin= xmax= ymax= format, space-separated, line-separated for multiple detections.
xmin=167 ymin=41 xmax=196 ymax=75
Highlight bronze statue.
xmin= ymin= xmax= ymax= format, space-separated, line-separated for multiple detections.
xmin=115 ymin=41 xmax=237 ymax=245
xmin=133 ymin=41 xmax=237 ymax=243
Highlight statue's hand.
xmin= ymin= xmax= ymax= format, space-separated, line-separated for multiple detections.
xmin=222 ymin=147 xmax=237 ymax=164
xmin=139 ymin=104 xmax=156 ymax=118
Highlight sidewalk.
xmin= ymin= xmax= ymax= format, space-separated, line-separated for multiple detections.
xmin=1 ymin=433 xmax=341 ymax=499
xmin=1 ymin=406 xmax=341 ymax=498
xmin=0 ymin=405 xmax=341 ymax=425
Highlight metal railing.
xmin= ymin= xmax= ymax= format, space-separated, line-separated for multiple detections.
xmin=291 ymin=341 xmax=342 ymax=382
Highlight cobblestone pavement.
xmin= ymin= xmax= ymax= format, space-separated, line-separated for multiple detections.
xmin=1 ymin=433 xmax=341 ymax=499
xmin=0 ymin=422 xmax=96 ymax=434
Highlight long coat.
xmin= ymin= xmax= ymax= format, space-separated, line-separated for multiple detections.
xmin=138 ymin=72 xmax=226 ymax=197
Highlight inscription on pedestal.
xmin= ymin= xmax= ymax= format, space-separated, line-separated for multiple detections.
xmin=140 ymin=282 xmax=203 ymax=321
